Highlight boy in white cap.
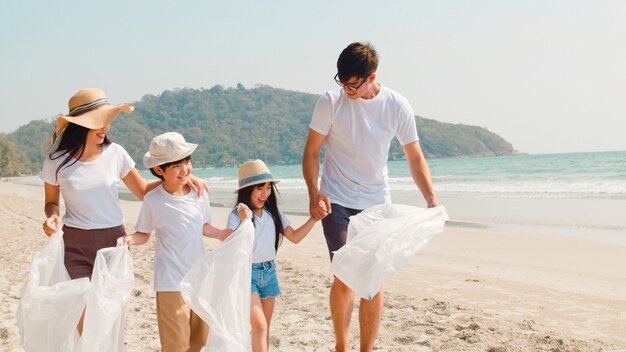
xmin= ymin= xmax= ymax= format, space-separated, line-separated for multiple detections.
xmin=119 ymin=132 xmax=246 ymax=352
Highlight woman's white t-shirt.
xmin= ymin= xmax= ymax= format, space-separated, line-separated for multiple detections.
xmin=227 ymin=208 xmax=290 ymax=263
xmin=135 ymin=185 xmax=212 ymax=292
xmin=40 ymin=143 xmax=135 ymax=229
xmin=310 ymin=85 xmax=419 ymax=209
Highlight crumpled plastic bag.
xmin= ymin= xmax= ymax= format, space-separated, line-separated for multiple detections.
xmin=17 ymin=231 xmax=89 ymax=352
xmin=181 ymin=204 xmax=255 ymax=351
xmin=17 ymin=231 xmax=134 ymax=352
xmin=80 ymin=240 xmax=134 ymax=352
xmin=331 ymin=204 xmax=449 ymax=300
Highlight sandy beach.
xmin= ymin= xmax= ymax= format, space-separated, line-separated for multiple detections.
xmin=1 ymin=180 xmax=625 ymax=352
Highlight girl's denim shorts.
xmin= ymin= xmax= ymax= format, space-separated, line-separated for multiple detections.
xmin=251 ymin=260 xmax=281 ymax=299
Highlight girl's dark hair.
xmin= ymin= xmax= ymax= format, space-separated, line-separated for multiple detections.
xmin=50 ymin=122 xmax=111 ymax=179
xmin=236 ymin=182 xmax=284 ymax=252
xmin=150 ymin=155 xmax=192 ymax=180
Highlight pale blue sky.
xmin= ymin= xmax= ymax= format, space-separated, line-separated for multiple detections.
xmin=1 ymin=0 xmax=624 ymax=154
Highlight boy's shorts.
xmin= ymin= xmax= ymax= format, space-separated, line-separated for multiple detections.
xmin=251 ymin=260 xmax=281 ymax=299
xmin=156 ymin=291 xmax=208 ymax=352
xmin=321 ymin=203 xmax=363 ymax=261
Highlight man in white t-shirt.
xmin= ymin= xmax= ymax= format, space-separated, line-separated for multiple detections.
xmin=302 ymin=42 xmax=441 ymax=352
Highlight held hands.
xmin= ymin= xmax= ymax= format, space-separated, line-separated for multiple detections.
xmin=309 ymin=191 xmax=331 ymax=220
xmin=42 ymin=215 xmax=62 ymax=237
xmin=317 ymin=200 xmax=328 ymax=220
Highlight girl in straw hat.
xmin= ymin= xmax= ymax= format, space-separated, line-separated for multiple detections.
xmin=40 ymin=88 xmax=206 ymax=335
xmin=227 ymin=159 xmax=325 ymax=352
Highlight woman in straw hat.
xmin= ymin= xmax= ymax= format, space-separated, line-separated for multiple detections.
xmin=226 ymin=159 xmax=325 ymax=352
xmin=40 ymin=88 xmax=205 ymax=335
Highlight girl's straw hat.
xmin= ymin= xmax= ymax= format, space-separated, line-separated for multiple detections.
xmin=236 ymin=159 xmax=280 ymax=192
xmin=54 ymin=88 xmax=134 ymax=137
xmin=143 ymin=132 xmax=198 ymax=169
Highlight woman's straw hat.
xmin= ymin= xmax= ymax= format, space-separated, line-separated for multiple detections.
xmin=143 ymin=132 xmax=198 ymax=169
xmin=236 ymin=159 xmax=280 ymax=192
xmin=54 ymin=88 xmax=134 ymax=137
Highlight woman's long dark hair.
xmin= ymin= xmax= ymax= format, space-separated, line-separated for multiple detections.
xmin=236 ymin=182 xmax=284 ymax=252
xmin=49 ymin=122 xmax=111 ymax=179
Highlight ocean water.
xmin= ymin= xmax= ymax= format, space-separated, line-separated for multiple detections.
xmin=182 ymin=150 xmax=626 ymax=198
xmin=16 ymin=150 xmax=626 ymax=244
xmin=168 ymin=150 xmax=626 ymax=245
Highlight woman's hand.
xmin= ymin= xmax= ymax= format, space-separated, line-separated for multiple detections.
xmin=188 ymin=174 xmax=209 ymax=196
xmin=43 ymin=215 xmax=61 ymax=237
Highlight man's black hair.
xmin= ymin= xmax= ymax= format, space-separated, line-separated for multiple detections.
xmin=337 ymin=42 xmax=379 ymax=82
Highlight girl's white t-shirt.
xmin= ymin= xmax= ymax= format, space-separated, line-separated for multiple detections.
xmin=227 ymin=208 xmax=290 ymax=263
xmin=310 ymin=85 xmax=419 ymax=209
xmin=135 ymin=185 xmax=212 ymax=292
xmin=40 ymin=143 xmax=135 ymax=229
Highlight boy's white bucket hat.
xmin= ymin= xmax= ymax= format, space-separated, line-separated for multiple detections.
xmin=236 ymin=159 xmax=280 ymax=192
xmin=143 ymin=132 xmax=198 ymax=169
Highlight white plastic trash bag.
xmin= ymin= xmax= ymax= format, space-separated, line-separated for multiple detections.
xmin=181 ymin=209 xmax=255 ymax=351
xmin=80 ymin=241 xmax=134 ymax=352
xmin=17 ymin=231 xmax=134 ymax=352
xmin=17 ymin=230 xmax=89 ymax=352
xmin=331 ymin=204 xmax=449 ymax=300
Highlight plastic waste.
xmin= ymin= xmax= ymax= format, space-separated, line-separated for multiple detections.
xmin=80 ymin=240 xmax=134 ymax=352
xmin=17 ymin=231 xmax=89 ymax=351
xmin=181 ymin=203 xmax=255 ymax=351
xmin=17 ymin=231 xmax=134 ymax=352
xmin=331 ymin=204 xmax=449 ymax=300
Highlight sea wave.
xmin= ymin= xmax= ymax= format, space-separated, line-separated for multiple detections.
xmin=206 ymin=176 xmax=626 ymax=197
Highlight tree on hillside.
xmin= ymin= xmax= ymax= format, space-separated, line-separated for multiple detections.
xmin=0 ymin=135 xmax=23 ymax=178
xmin=8 ymin=85 xmax=521 ymax=172
xmin=8 ymin=119 xmax=54 ymax=173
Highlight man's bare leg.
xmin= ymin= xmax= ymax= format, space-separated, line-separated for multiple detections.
xmin=358 ymin=290 xmax=383 ymax=352
xmin=330 ymin=277 xmax=354 ymax=351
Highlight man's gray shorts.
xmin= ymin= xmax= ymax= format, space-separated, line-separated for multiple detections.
xmin=321 ymin=203 xmax=363 ymax=261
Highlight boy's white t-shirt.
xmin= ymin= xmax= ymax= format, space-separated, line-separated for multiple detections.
xmin=310 ymin=85 xmax=419 ymax=209
xmin=135 ymin=185 xmax=212 ymax=292
xmin=227 ymin=208 xmax=290 ymax=264
xmin=40 ymin=143 xmax=135 ymax=229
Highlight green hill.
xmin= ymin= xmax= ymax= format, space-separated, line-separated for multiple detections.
xmin=4 ymin=85 xmax=521 ymax=175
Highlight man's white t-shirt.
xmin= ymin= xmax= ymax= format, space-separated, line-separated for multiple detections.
xmin=227 ymin=208 xmax=290 ymax=264
xmin=40 ymin=143 xmax=135 ymax=229
xmin=135 ymin=185 xmax=212 ymax=292
xmin=310 ymin=85 xmax=419 ymax=209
